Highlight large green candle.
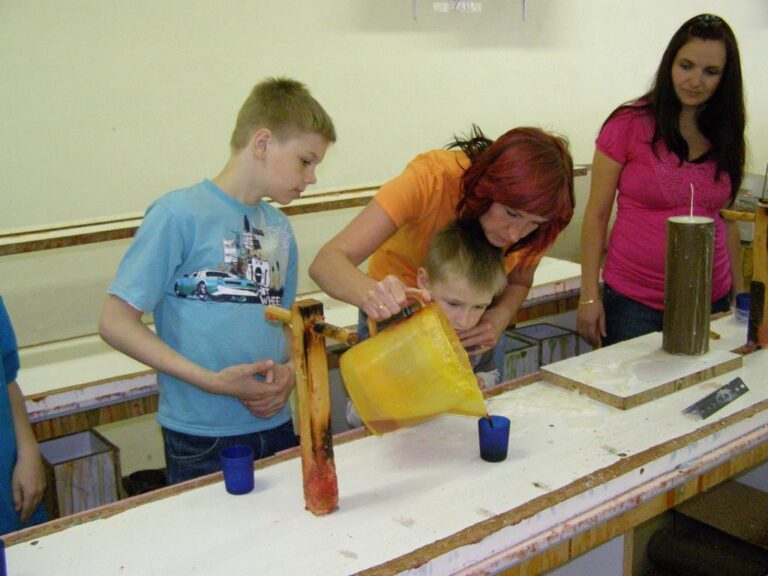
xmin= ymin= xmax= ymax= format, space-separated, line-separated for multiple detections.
xmin=662 ymin=216 xmax=714 ymax=355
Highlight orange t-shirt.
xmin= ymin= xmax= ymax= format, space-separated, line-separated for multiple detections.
xmin=368 ymin=149 xmax=541 ymax=287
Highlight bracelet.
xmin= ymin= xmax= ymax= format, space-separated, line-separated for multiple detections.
xmin=578 ymin=298 xmax=600 ymax=306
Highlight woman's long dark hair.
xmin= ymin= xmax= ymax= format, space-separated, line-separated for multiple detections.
xmin=607 ymin=13 xmax=745 ymax=199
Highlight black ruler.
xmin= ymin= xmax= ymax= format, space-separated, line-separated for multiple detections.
xmin=682 ymin=377 xmax=749 ymax=419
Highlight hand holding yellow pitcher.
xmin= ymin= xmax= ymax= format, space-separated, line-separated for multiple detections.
xmin=341 ymin=292 xmax=487 ymax=435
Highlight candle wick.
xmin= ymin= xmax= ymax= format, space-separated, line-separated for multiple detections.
xmin=689 ymin=183 xmax=695 ymax=219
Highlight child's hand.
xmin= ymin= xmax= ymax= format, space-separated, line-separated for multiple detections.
xmin=239 ymin=361 xmax=295 ymax=419
xmin=217 ymin=359 xmax=275 ymax=399
xmin=12 ymin=446 xmax=46 ymax=524
xmin=459 ymin=305 xmax=511 ymax=355
xmin=458 ymin=321 xmax=496 ymax=356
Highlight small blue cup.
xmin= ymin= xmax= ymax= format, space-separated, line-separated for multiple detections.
xmin=478 ymin=415 xmax=511 ymax=462
xmin=220 ymin=444 xmax=255 ymax=495
xmin=735 ymin=292 xmax=750 ymax=324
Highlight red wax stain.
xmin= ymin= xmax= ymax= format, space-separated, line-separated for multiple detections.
xmin=305 ymin=458 xmax=338 ymax=515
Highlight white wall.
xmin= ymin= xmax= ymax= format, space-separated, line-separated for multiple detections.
xmin=2 ymin=1 xmax=766 ymax=231
xmin=1 ymin=0 xmax=767 ymax=345
xmin=2 ymin=202 xmax=369 ymax=345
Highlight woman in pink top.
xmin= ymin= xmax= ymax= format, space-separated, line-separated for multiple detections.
xmin=578 ymin=14 xmax=746 ymax=347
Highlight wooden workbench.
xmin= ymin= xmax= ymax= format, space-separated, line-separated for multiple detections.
xmin=5 ymin=315 xmax=767 ymax=575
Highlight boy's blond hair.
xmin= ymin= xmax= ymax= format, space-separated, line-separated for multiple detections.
xmin=230 ymin=77 xmax=336 ymax=150
xmin=425 ymin=220 xmax=507 ymax=296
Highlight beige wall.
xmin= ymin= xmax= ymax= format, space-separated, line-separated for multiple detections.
xmin=2 ymin=203 xmax=370 ymax=345
xmin=2 ymin=1 xmax=766 ymax=231
xmin=2 ymin=0 xmax=767 ymax=345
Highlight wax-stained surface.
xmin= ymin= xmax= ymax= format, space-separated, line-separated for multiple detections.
xmin=540 ymin=330 xmax=742 ymax=409
xmin=7 ymin=317 xmax=767 ymax=575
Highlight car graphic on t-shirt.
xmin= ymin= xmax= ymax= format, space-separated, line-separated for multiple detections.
xmin=174 ymin=270 xmax=262 ymax=303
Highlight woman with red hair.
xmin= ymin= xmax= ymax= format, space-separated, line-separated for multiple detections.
xmin=310 ymin=126 xmax=574 ymax=353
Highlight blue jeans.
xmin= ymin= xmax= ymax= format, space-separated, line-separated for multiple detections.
xmin=162 ymin=421 xmax=298 ymax=485
xmin=603 ymin=283 xmax=731 ymax=347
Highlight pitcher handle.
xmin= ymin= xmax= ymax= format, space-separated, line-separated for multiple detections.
xmin=367 ymin=288 xmax=429 ymax=337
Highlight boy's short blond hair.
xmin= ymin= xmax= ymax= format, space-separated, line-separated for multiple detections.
xmin=230 ymin=77 xmax=336 ymax=150
xmin=425 ymin=220 xmax=507 ymax=297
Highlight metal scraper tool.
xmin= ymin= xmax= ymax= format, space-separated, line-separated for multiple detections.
xmin=682 ymin=377 xmax=749 ymax=419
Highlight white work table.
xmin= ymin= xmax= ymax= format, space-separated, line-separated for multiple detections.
xmin=6 ymin=316 xmax=767 ymax=575
xmin=20 ymin=256 xmax=581 ymax=423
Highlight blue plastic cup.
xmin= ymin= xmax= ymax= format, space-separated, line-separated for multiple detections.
xmin=220 ymin=444 xmax=255 ymax=495
xmin=735 ymin=292 xmax=750 ymax=324
xmin=478 ymin=415 xmax=511 ymax=462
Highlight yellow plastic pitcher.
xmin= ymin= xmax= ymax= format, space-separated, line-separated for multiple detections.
xmin=340 ymin=300 xmax=487 ymax=435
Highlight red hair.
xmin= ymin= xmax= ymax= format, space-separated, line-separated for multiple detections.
xmin=456 ymin=127 xmax=574 ymax=267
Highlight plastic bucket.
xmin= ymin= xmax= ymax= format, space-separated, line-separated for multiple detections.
xmin=340 ymin=302 xmax=487 ymax=435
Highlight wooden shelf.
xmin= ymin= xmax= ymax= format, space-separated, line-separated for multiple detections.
xmin=0 ymin=185 xmax=378 ymax=256
xmin=1 ymin=167 xmax=590 ymax=257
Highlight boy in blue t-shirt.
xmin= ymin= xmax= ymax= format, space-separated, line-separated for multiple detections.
xmin=416 ymin=219 xmax=508 ymax=388
xmin=1 ymin=296 xmax=47 ymax=534
xmin=99 ymin=78 xmax=336 ymax=484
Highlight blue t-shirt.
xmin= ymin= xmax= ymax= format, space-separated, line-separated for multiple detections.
xmin=1 ymin=296 xmax=47 ymax=534
xmin=108 ymin=180 xmax=298 ymax=436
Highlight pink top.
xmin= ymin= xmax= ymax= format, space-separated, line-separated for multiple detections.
xmin=597 ymin=107 xmax=732 ymax=310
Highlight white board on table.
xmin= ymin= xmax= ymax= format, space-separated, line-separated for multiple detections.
xmin=540 ymin=331 xmax=742 ymax=409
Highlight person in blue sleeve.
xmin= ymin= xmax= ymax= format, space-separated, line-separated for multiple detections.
xmin=1 ymin=296 xmax=47 ymax=534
